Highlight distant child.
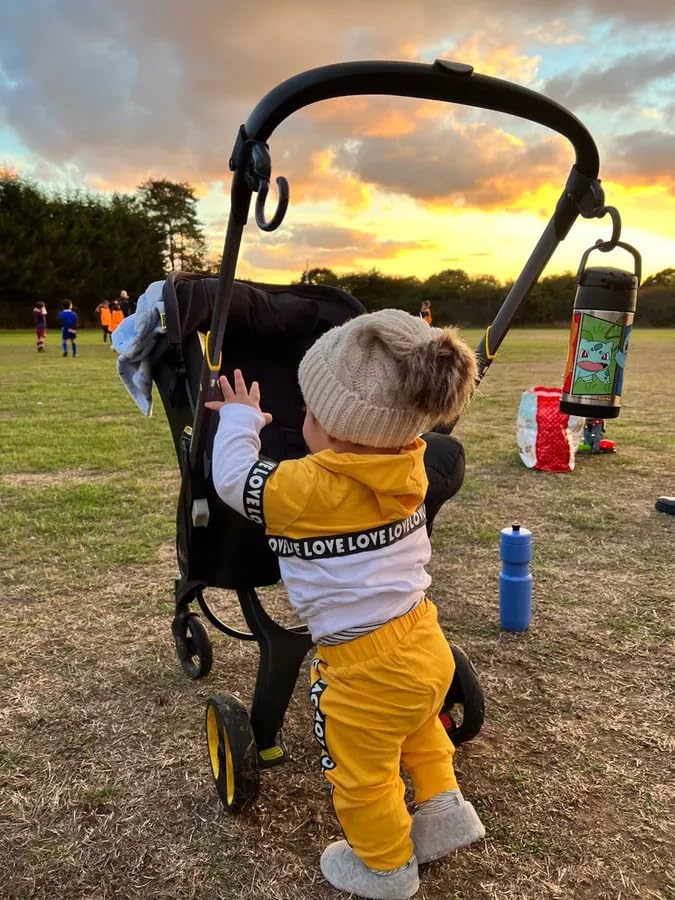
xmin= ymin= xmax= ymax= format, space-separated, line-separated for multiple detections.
xmin=33 ymin=301 xmax=47 ymax=352
xmin=206 ymin=310 xmax=484 ymax=900
xmin=118 ymin=289 xmax=135 ymax=317
xmin=59 ymin=300 xmax=78 ymax=357
xmin=109 ymin=300 xmax=125 ymax=339
xmin=419 ymin=299 xmax=432 ymax=324
xmin=96 ymin=300 xmax=112 ymax=342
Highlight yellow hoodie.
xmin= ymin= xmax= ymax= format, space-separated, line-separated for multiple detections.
xmin=212 ymin=404 xmax=432 ymax=644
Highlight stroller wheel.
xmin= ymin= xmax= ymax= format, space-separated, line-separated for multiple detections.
xmin=206 ymin=693 xmax=260 ymax=813
xmin=173 ymin=614 xmax=213 ymax=680
xmin=440 ymin=645 xmax=485 ymax=747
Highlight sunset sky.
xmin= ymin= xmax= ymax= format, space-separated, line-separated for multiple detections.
xmin=1 ymin=0 xmax=673 ymax=285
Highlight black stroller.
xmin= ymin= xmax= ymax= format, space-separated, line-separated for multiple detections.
xmin=152 ymin=272 xmax=482 ymax=811
xmin=150 ymin=60 xmax=626 ymax=813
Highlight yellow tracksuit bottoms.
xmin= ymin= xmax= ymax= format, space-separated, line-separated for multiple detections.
xmin=309 ymin=599 xmax=459 ymax=871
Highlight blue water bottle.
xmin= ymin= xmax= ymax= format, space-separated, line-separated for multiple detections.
xmin=499 ymin=523 xmax=533 ymax=632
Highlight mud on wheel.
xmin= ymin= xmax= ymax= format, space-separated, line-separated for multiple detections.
xmin=206 ymin=692 xmax=260 ymax=813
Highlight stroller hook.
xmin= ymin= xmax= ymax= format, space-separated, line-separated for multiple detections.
xmin=242 ymin=139 xmax=290 ymax=232
xmin=575 ymin=201 xmax=642 ymax=284
xmin=593 ymin=205 xmax=622 ymax=252
xmin=255 ymin=175 xmax=290 ymax=232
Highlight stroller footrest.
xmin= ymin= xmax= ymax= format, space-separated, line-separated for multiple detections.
xmin=258 ymin=744 xmax=288 ymax=768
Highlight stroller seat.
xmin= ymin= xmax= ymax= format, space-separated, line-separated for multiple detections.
xmin=150 ymin=271 xmax=484 ymax=809
xmin=153 ymin=272 xmax=366 ymax=589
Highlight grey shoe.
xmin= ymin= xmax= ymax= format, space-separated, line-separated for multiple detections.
xmin=320 ymin=840 xmax=419 ymax=899
xmin=411 ymin=791 xmax=485 ymax=864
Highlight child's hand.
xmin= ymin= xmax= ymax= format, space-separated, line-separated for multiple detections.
xmin=205 ymin=369 xmax=273 ymax=425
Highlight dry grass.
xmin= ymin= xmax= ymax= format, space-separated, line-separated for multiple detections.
xmin=2 ymin=470 xmax=110 ymax=488
xmin=1 ymin=467 xmax=179 ymax=489
xmin=1 ymin=328 xmax=674 ymax=899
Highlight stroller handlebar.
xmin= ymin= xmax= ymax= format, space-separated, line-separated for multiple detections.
xmin=190 ymin=59 xmax=606 ymax=469
xmin=242 ymin=59 xmax=599 ymax=178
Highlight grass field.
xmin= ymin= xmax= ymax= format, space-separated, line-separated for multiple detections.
xmin=1 ymin=327 xmax=674 ymax=900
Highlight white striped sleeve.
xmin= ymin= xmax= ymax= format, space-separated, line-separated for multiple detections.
xmin=211 ymin=404 xmax=276 ymax=521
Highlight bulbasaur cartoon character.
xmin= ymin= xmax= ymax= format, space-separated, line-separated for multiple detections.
xmin=575 ymin=337 xmax=614 ymax=385
xmin=572 ymin=314 xmax=622 ymax=396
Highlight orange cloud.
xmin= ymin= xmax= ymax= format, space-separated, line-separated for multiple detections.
xmin=0 ymin=165 xmax=19 ymax=180
xmin=305 ymin=95 xmax=424 ymax=142
xmin=441 ymin=32 xmax=540 ymax=84
xmin=415 ymin=101 xmax=465 ymax=124
xmin=238 ymin=219 xmax=433 ymax=275
xmin=89 ymin=171 xmax=215 ymax=197
xmin=358 ymin=110 xmax=418 ymax=138
xmin=291 ymin=148 xmax=371 ymax=211
xmin=306 ymin=92 xmax=464 ymax=136
xmin=307 ymin=97 xmax=372 ymax=125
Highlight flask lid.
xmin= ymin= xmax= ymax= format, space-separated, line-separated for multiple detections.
xmin=579 ymin=265 xmax=638 ymax=291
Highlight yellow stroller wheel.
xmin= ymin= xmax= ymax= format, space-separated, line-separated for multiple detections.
xmin=205 ymin=693 xmax=260 ymax=813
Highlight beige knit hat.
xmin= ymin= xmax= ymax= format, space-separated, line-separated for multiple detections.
xmin=298 ymin=309 xmax=477 ymax=448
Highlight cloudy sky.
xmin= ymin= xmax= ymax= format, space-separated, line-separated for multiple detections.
xmin=1 ymin=0 xmax=673 ymax=283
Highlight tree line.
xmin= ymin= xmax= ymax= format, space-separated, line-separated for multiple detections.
xmin=0 ymin=173 xmax=206 ymax=327
xmin=1 ymin=172 xmax=672 ymax=328
xmin=298 ymin=266 xmax=675 ymax=327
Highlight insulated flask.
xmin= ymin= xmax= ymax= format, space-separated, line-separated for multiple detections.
xmin=499 ymin=524 xmax=532 ymax=632
xmin=560 ymin=242 xmax=641 ymax=419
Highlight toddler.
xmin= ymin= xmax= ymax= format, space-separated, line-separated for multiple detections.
xmin=207 ymin=309 xmax=485 ymax=900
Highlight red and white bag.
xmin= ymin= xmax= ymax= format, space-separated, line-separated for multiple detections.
xmin=517 ymin=385 xmax=584 ymax=472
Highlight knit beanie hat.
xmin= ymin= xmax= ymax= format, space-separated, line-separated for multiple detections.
xmin=298 ymin=309 xmax=477 ymax=448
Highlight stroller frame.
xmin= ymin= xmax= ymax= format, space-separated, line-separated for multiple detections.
xmin=167 ymin=59 xmax=616 ymax=809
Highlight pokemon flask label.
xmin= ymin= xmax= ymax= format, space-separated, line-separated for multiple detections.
xmin=561 ymin=309 xmax=634 ymax=408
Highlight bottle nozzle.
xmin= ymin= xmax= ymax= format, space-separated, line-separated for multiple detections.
xmin=512 ymin=523 xmax=521 ymax=532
